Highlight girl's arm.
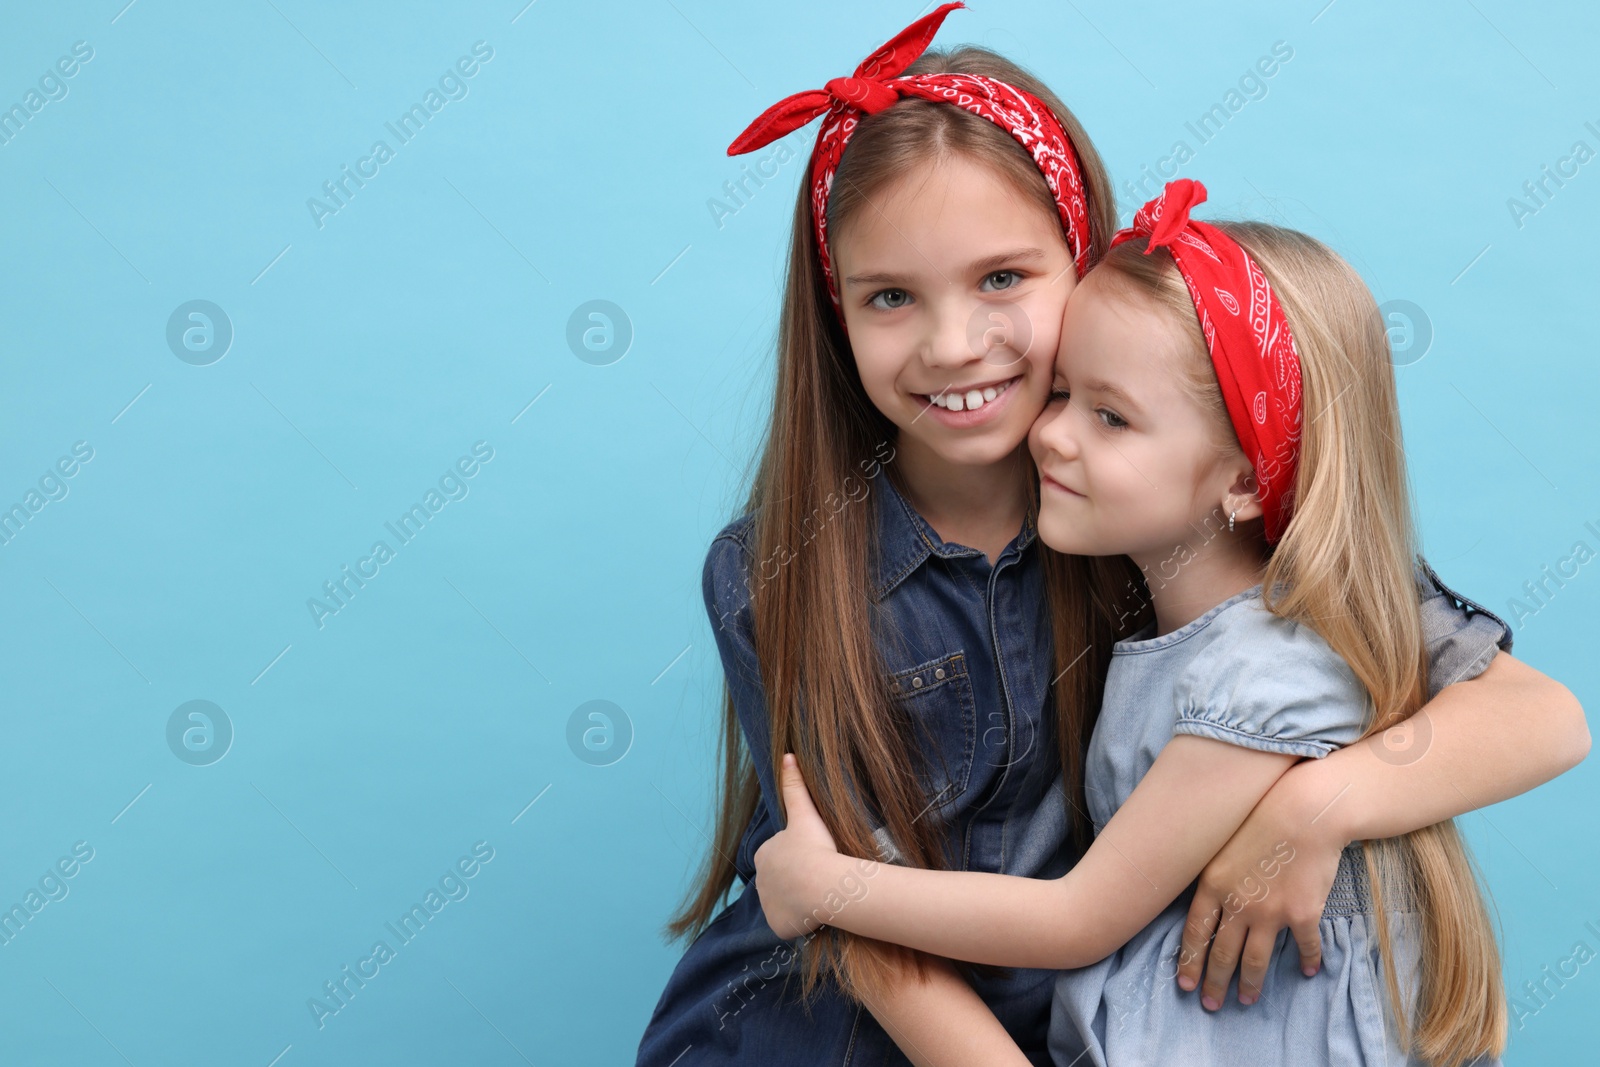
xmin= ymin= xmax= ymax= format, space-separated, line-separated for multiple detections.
xmin=755 ymin=741 xmax=1299 ymax=970
xmin=1305 ymin=650 xmax=1585 ymax=835
xmin=1178 ymin=649 xmax=1589 ymax=1007
xmin=865 ymin=957 xmax=1034 ymax=1067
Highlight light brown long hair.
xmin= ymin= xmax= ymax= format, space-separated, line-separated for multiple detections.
xmin=665 ymin=46 xmax=1148 ymax=1004
xmin=1098 ymin=226 xmax=1506 ymax=1067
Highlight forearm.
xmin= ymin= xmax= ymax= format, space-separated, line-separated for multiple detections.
xmin=1296 ymin=652 xmax=1588 ymax=843
xmin=796 ymin=739 xmax=1294 ymax=970
xmin=864 ymin=956 xmax=1035 ymax=1067
xmin=812 ymin=851 xmax=1082 ymax=969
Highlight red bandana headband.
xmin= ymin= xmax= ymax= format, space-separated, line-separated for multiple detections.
xmin=1110 ymin=179 xmax=1303 ymax=543
xmin=725 ymin=1 xmax=1093 ymax=326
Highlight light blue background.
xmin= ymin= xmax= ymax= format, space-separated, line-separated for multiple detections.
xmin=0 ymin=1 xmax=1594 ymax=1063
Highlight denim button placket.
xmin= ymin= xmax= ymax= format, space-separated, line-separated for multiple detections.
xmin=637 ymin=488 xmax=1064 ymax=1064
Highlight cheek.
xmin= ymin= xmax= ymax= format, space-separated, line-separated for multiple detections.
xmin=1023 ymin=290 xmax=1068 ymax=374
xmin=1020 ymin=339 xmax=1056 ymax=389
xmin=850 ymin=343 xmax=895 ymax=395
xmin=1004 ymin=376 xmax=1052 ymax=436
xmin=1013 ymin=309 xmax=1062 ymax=402
xmin=1083 ymin=436 xmax=1140 ymax=496
xmin=1110 ymin=452 xmax=1192 ymax=518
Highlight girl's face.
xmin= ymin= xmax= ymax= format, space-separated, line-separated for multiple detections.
xmin=1028 ymin=272 xmax=1253 ymax=565
xmin=832 ymin=154 xmax=1075 ymax=471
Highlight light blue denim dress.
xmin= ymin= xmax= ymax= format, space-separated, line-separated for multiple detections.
xmin=1047 ymin=584 xmax=1502 ymax=1067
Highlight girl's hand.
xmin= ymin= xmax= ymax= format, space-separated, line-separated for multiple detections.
xmin=753 ymin=753 xmax=847 ymax=939
xmin=1177 ymin=760 xmax=1346 ymax=1009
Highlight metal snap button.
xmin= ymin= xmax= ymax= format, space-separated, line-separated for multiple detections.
xmin=911 ymin=676 xmax=923 ymax=688
xmin=934 ymin=668 xmax=945 ymax=680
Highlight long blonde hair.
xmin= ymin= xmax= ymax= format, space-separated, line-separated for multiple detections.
xmin=1098 ymin=226 xmax=1506 ymax=1066
xmin=666 ymin=45 xmax=1150 ymax=1006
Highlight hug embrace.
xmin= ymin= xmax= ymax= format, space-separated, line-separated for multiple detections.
xmin=637 ymin=5 xmax=1590 ymax=1065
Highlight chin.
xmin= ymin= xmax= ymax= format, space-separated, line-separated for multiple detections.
xmin=953 ymin=436 xmax=1026 ymax=467
xmin=913 ymin=427 xmax=1028 ymax=469
xmin=1038 ymin=512 xmax=1124 ymax=558
xmin=1035 ymin=512 xmax=1085 ymax=555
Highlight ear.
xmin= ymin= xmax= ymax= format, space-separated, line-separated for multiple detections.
xmin=1223 ymin=465 xmax=1265 ymax=524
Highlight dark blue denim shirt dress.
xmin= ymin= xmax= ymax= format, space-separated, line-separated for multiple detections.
xmin=636 ymin=472 xmax=1511 ymax=1067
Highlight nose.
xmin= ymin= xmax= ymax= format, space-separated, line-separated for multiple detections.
xmin=1032 ymin=397 xmax=1083 ymax=462
xmin=918 ymin=291 xmax=989 ymax=374
xmin=970 ymin=301 xmax=1034 ymax=375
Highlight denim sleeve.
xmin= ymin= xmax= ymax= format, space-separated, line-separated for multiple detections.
xmin=703 ymin=524 xmax=909 ymax=870
xmin=1172 ymin=606 xmax=1370 ymax=759
xmin=1413 ymin=557 xmax=1513 ymax=700
xmin=702 ymin=526 xmax=783 ymax=825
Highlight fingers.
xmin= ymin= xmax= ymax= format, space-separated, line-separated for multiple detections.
xmin=778 ymin=753 xmax=825 ymax=829
xmin=1176 ymin=898 xmax=1220 ymax=993
xmin=1235 ymin=927 xmax=1278 ymax=1007
xmin=1183 ymin=907 xmax=1324 ymax=1008
xmin=752 ymin=840 xmax=814 ymax=941
xmin=1200 ymin=912 xmax=1247 ymax=1011
xmin=1290 ymin=916 xmax=1323 ymax=978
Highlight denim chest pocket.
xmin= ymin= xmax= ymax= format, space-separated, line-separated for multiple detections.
xmin=888 ymin=652 xmax=976 ymax=814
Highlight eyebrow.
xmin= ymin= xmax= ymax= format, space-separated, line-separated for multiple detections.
xmin=1079 ymin=377 xmax=1145 ymax=415
xmin=843 ymin=246 xmax=1049 ymax=289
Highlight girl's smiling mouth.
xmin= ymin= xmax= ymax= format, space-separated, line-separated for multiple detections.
xmin=916 ymin=375 xmax=1021 ymax=425
xmin=1039 ymin=470 xmax=1086 ymax=497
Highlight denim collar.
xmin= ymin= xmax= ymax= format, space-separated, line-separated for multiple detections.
xmin=871 ymin=467 xmax=1038 ymax=598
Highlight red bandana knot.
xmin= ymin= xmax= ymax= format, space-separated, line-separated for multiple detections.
xmin=725 ymin=2 xmax=1095 ymax=329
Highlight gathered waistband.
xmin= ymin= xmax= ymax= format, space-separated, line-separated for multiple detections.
xmin=1323 ymin=842 xmax=1417 ymax=918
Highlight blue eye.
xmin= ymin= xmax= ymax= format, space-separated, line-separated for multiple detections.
xmin=868 ymin=289 xmax=911 ymax=310
xmin=1097 ymin=409 xmax=1127 ymax=429
xmin=982 ymin=270 xmax=1021 ymax=291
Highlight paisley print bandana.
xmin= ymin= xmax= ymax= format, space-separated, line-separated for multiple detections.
xmin=1111 ymin=178 xmax=1304 ymax=543
xmin=726 ymin=1 xmax=1094 ymax=326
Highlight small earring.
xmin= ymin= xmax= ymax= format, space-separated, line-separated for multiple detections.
xmin=1228 ymin=507 xmax=1237 ymax=533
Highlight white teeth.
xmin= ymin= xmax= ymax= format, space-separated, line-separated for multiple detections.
xmin=928 ymin=377 xmax=1016 ymax=411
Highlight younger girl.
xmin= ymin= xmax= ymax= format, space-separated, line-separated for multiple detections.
xmin=638 ymin=5 xmax=1586 ymax=1065
xmin=752 ymin=179 xmax=1533 ymax=1066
